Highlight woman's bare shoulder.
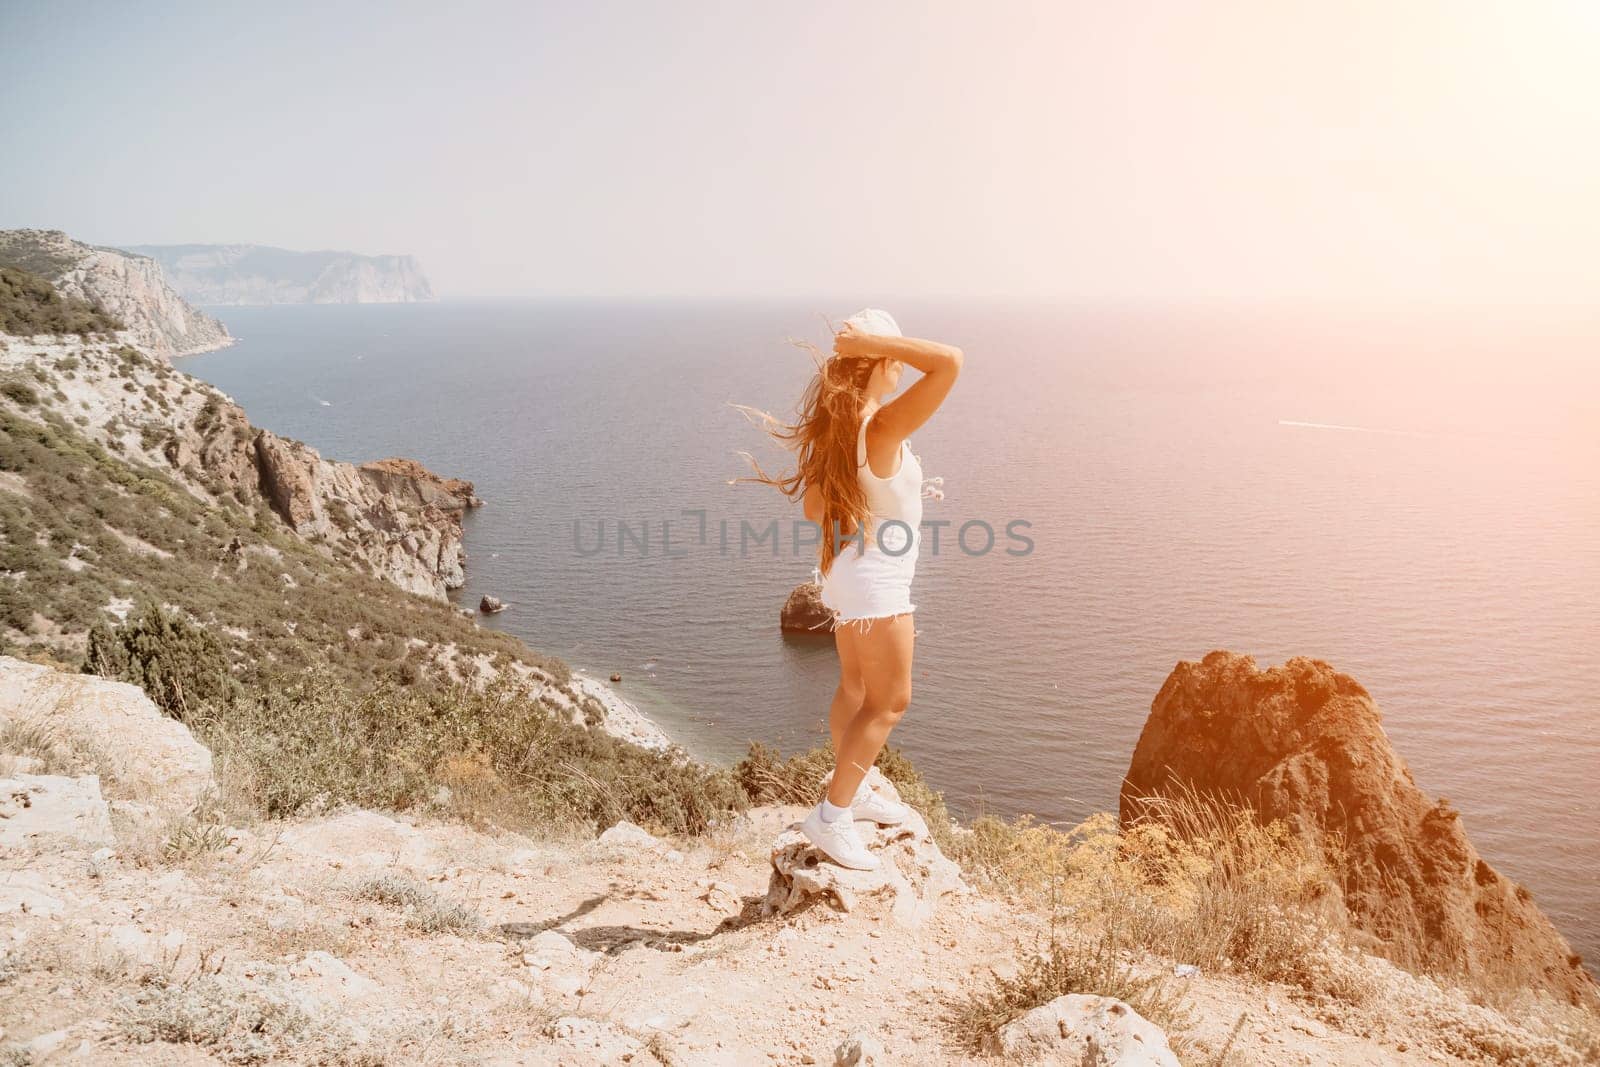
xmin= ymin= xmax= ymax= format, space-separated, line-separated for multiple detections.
xmin=862 ymin=413 xmax=905 ymax=479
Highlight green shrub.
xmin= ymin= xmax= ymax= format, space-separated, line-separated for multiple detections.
xmin=0 ymin=266 xmax=122 ymax=336
xmin=732 ymin=739 xmax=836 ymax=805
xmin=199 ymin=671 xmax=746 ymax=837
xmin=84 ymin=604 xmax=239 ymax=721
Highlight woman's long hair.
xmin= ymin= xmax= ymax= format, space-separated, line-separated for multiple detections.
xmin=730 ymin=338 xmax=879 ymax=578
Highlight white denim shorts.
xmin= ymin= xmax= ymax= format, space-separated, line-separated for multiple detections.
xmin=816 ymin=524 xmax=919 ymax=632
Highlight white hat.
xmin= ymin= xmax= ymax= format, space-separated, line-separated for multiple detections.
xmin=844 ymin=307 xmax=902 ymax=337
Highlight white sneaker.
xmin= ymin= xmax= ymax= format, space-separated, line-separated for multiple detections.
xmin=851 ymin=788 xmax=910 ymax=826
xmin=800 ymin=805 xmax=881 ymax=871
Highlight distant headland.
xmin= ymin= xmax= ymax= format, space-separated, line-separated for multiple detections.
xmin=124 ymin=243 xmax=435 ymax=306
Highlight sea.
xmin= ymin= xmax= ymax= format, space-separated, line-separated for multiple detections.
xmin=180 ymin=299 xmax=1600 ymax=962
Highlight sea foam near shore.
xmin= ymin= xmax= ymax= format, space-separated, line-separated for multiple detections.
xmin=571 ymin=669 xmax=675 ymax=753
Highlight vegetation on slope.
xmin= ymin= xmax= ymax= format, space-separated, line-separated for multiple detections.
xmin=0 ymin=406 xmax=541 ymax=690
xmin=0 ymin=265 xmax=123 ymax=337
xmin=0 ymin=404 xmax=735 ymax=832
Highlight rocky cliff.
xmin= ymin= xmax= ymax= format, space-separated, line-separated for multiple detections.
xmin=0 ymin=334 xmax=475 ymax=600
xmin=126 ymin=243 xmax=434 ymax=305
xmin=0 ymin=229 xmax=473 ymax=599
xmin=0 ymin=230 xmax=231 ymax=359
xmin=1121 ymin=651 xmax=1598 ymax=1007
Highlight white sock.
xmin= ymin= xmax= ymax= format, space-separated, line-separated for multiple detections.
xmin=819 ymin=798 xmax=849 ymax=824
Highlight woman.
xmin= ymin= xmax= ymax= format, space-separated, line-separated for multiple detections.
xmin=738 ymin=308 xmax=963 ymax=870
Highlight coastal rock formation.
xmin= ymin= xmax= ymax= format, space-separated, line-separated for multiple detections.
xmin=1120 ymin=651 xmax=1598 ymax=1006
xmin=358 ymin=457 xmax=483 ymax=511
xmin=780 ymin=579 xmax=837 ymax=633
xmin=249 ymin=432 xmax=479 ymax=598
xmin=0 ymin=229 xmax=231 ymax=359
xmin=127 ymin=243 xmax=434 ymax=305
xmin=254 ymin=429 xmax=320 ymax=528
xmin=0 ymin=231 xmax=461 ymax=601
xmin=0 ymin=332 xmax=478 ymax=600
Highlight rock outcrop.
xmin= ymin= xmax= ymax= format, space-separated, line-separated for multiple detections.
xmin=0 ymin=231 xmax=471 ymax=599
xmin=0 ymin=656 xmax=214 ymax=815
xmin=126 ymin=243 xmax=434 ymax=305
xmin=1121 ymin=651 xmax=1598 ymax=1006
xmin=0 ymin=774 xmax=114 ymax=848
xmin=766 ymin=768 xmax=967 ymax=925
xmin=0 ymin=229 xmax=231 ymax=359
xmin=250 ymin=432 xmax=480 ymax=598
xmin=357 ymin=457 xmax=483 ymax=512
xmin=780 ymin=579 xmax=837 ymax=633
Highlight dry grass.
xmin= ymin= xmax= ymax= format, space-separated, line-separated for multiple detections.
xmin=949 ymin=924 xmax=1193 ymax=1053
xmin=731 ymin=739 xmax=836 ymax=805
xmin=0 ymin=716 xmax=112 ymax=780
xmin=946 ymin=783 xmax=1373 ymax=1052
xmin=353 ymin=874 xmax=485 ymax=936
xmin=948 ymin=783 xmax=1600 ymax=1062
xmin=115 ymin=972 xmax=386 ymax=1065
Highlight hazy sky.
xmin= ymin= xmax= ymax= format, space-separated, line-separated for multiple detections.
xmin=4 ymin=1 xmax=1599 ymax=304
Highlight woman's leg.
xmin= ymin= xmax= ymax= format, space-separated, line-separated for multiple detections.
xmin=828 ymin=622 xmax=867 ymax=752
xmin=824 ymin=614 xmax=915 ymax=809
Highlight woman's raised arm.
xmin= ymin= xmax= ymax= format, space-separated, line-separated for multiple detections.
xmin=834 ymin=324 xmax=963 ymax=440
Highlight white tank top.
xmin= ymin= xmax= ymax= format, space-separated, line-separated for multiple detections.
xmin=856 ymin=410 xmax=923 ymax=553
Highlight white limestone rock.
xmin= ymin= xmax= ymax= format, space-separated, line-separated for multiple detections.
xmin=0 ymin=773 xmax=113 ymax=848
xmin=0 ymin=657 xmax=214 ymax=814
xmin=0 ymin=229 xmax=232 ymax=359
xmin=834 ymin=1032 xmax=888 ymax=1065
xmin=598 ymin=820 xmax=662 ymax=849
xmin=0 ymin=870 xmax=67 ymax=918
xmin=518 ymin=930 xmax=603 ymax=997
xmin=125 ymin=244 xmax=434 ymax=307
xmin=274 ymin=810 xmax=438 ymax=871
xmin=703 ymin=880 xmax=742 ymax=916
xmin=985 ymin=994 xmax=1182 ymax=1066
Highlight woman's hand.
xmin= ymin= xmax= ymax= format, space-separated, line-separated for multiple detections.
xmin=832 ymin=320 xmax=877 ymax=360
